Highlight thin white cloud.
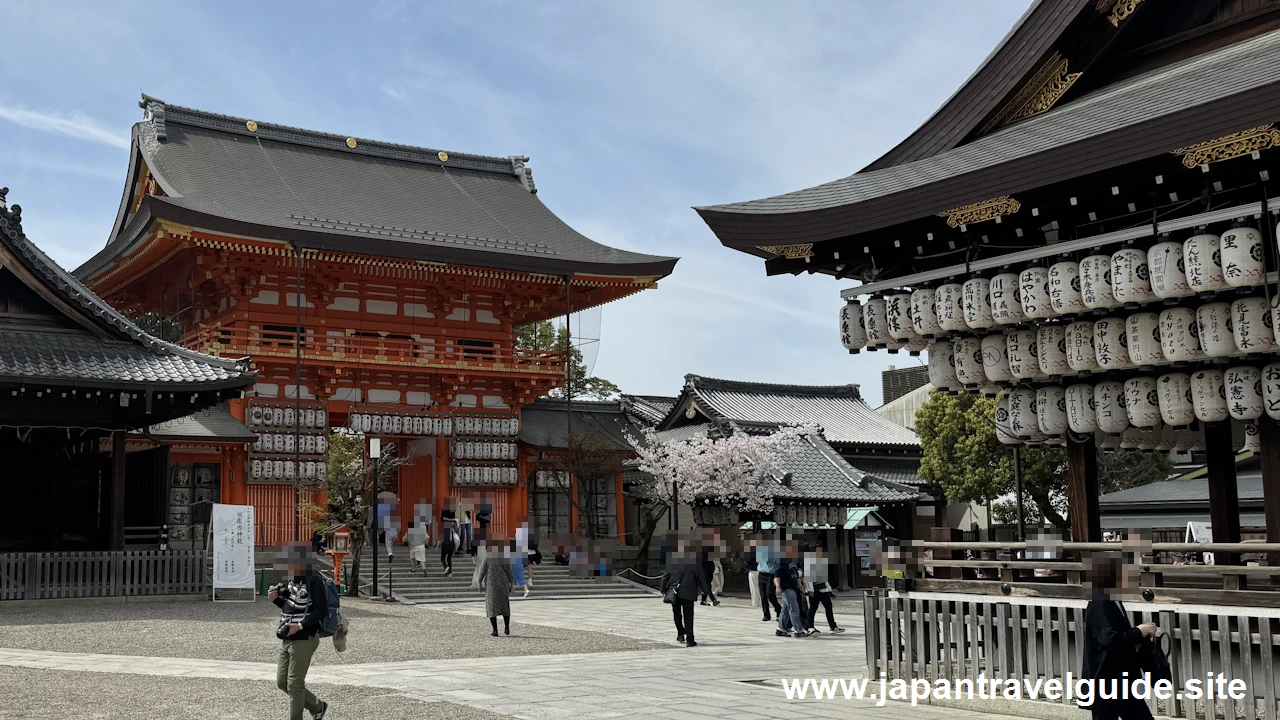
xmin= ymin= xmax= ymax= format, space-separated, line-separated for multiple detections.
xmin=0 ymin=104 xmax=129 ymax=150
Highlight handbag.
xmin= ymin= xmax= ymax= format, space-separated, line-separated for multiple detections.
xmin=1138 ymin=632 xmax=1172 ymax=682
xmin=663 ymin=582 xmax=680 ymax=604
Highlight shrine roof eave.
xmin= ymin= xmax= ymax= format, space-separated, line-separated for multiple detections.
xmin=77 ymin=195 xmax=678 ymax=282
xmin=695 ymin=27 xmax=1280 ymax=250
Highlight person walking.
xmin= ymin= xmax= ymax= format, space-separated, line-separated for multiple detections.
xmin=699 ymin=550 xmax=721 ymax=606
xmin=526 ymin=534 xmax=542 ymax=588
xmin=403 ymin=521 xmax=428 ymax=575
xmin=745 ymin=537 xmax=762 ymax=610
xmin=661 ymin=542 xmax=710 ymax=647
xmin=478 ymin=539 xmax=515 ymax=636
xmin=805 ymin=548 xmax=844 ymax=634
xmin=1082 ymin=553 xmax=1157 ymax=720
xmin=509 ymin=539 xmax=529 ymax=599
xmin=774 ymin=540 xmax=810 ymax=638
xmin=756 ymin=537 xmax=782 ymax=622
xmin=469 ymin=508 xmax=492 ymax=587
xmin=461 ymin=510 xmax=474 ymax=555
xmin=269 ymin=545 xmax=329 ymax=720
xmin=440 ymin=520 xmax=459 ymax=576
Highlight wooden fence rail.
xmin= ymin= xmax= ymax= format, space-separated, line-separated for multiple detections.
xmin=0 ymin=551 xmax=206 ymax=601
xmin=864 ymin=589 xmax=1280 ymax=720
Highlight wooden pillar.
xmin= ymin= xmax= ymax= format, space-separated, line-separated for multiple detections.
xmin=1066 ymin=433 xmax=1101 ymax=543
xmin=110 ymin=430 xmax=127 ymax=550
xmin=434 ymin=437 xmax=449 ymax=533
xmin=1205 ymin=421 xmax=1242 ymax=568
xmin=614 ymin=472 xmax=626 ymax=542
xmin=1261 ymin=416 xmax=1280 ymax=544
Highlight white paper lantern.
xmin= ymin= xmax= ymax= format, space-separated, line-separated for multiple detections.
xmin=1047 ymin=261 xmax=1084 ymax=315
xmin=1263 ymin=364 xmax=1280 ymax=420
xmin=371 ymin=414 xmax=383 ymax=435
xmin=1232 ymin=297 xmax=1275 ymax=354
xmin=989 ymin=273 xmax=1024 ymax=325
xmin=1123 ymin=377 xmax=1160 ymax=428
xmin=1156 ymin=373 xmax=1194 ymax=427
xmin=316 ymin=409 xmax=326 ymax=428
xmin=316 ymin=435 xmax=326 ymax=454
xmin=1037 ymin=386 xmax=1068 ymax=437
xmin=953 ymin=337 xmax=984 ymax=388
xmin=980 ymin=334 xmax=1012 ymax=384
xmin=250 ymin=406 xmax=264 ymax=425
xmin=273 ymin=460 xmax=285 ymax=479
xmin=443 ymin=418 xmax=452 ymax=436
xmin=273 ymin=434 xmax=285 ymax=453
xmin=1006 ymin=330 xmax=1037 ymax=380
xmin=910 ymin=290 xmax=940 ymax=336
xmin=1008 ymin=389 xmax=1044 ymax=441
xmin=1226 ymin=366 xmax=1263 ymax=420
xmin=936 ymin=284 xmax=966 ymax=333
xmin=284 ymin=408 xmax=295 ymax=428
xmin=1243 ymin=421 xmax=1262 ymax=452
xmin=303 ymin=409 xmax=316 ymax=428
xmin=1190 ymin=370 xmax=1229 ymax=423
xmin=1094 ymin=381 xmax=1129 ymax=434
xmin=1119 ymin=427 xmax=1143 ymax=450
xmin=483 ymin=418 xmax=494 ymax=436
xmin=1184 ymin=233 xmax=1226 ymax=292
xmin=1126 ymin=313 xmax=1164 ymax=366
xmin=863 ymin=297 xmax=890 ymax=348
xmin=1159 ymin=307 xmax=1200 ymax=361
xmin=995 ymin=396 xmax=1018 ymax=445
xmin=1111 ymin=247 xmax=1152 ymax=304
xmin=1066 ymin=383 xmax=1098 ymax=434
xmin=303 ymin=435 xmax=315 ymax=453
xmin=392 ymin=416 xmax=403 ymax=435
xmin=1065 ymin=321 xmax=1097 ymax=373
xmin=272 ymin=407 xmax=284 ymax=426
xmin=1196 ymin=302 xmax=1235 ymax=358
xmin=252 ymin=434 xmax=263 ymax=452
xmin=1080 ymin=255 xmax=1118 ymax=310
xmin=251 ymin=459 xmax=262 ymax=479
xmin=1138 ymin=424 xmax=1163 ymax=451
xmin=412 ymin=416 xmax=423 ymax=435
xmin=1014 ymin=267 xmax=1050 ymax=320
xmin=1221 ymin=224 xmax=1265 ymax=287
xmin=927 ymin=340 xmax=959 ymax=391
xmin=962 ymin=278 xmax=995 ymax=330
xmin=1037 ymin=325 xmax=1068 ymax=376
xmin=1148 ymin=240 xmax=1191 ymax=299
xmin=509 ymin=418 xmax=519 ymax=436
xmin=1094 ymin=318 xmax=1131 ymax=370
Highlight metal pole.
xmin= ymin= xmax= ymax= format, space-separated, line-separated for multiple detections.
xmin=1013 ymin=445 xmax=1026 ymax=543
xmin=371 ymin=454 xmax=379 ymax=598
xmin=294 ymin=244 xmax=303 ymax=542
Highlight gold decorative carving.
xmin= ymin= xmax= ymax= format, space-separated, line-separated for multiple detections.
xmin=345 ymin=138 xmax=358 ymax=148
xmin=1097 ymin=0 xmax=1143 ymax=26
xmin=937 ymin=196 xmax=1022 ymax=228
xmin=245 ymin=120 xmax=258 ymax=132
xmin=438 ymin=151 xmax=449 ymax=162
xmin=757 ymin=243 xmax=814 ymax=260
xmin=981 ymin=52 xmax=1081 ymax=132
xmin=1171 ymin=125 xmax=1280 ymax=168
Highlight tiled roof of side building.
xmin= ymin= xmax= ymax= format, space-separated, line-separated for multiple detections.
xmin=518 ymin=398 xmax=641 ymax=452
xmin=677 ymin=374 xmax=920 ymax=449
xmin=141 ymin=402 xmax=257 ymax=442
xmin=0 ymin=192 xmax=254 ymax=390
xmin=846 ymin=458 xmax=926 ymax=487
xmin=619 ymin=394 xmax=679 ymax=427
xmin=77 ymin=96 xmax=679 ymax=281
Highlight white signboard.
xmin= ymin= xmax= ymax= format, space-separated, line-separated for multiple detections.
xmin=1186 ymin=521 xmax=1214 ymax=565
xmin=212 ymin=503 xmax=255 ymax=596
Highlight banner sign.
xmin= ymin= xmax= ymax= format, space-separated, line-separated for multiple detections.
xmin=212 ymin=503 xmax=255 ymax=590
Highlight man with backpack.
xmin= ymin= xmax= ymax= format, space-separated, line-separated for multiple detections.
xmin=269 ymin=544 xmax=332 ymax=720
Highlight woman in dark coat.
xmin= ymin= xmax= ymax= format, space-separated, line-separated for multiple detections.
xmin=1082 ymin=553 xmax=1157 ymax=720
xmin=479 ymin=541 xmax=515 ymax=636
xmin=661 ymin=544 xmax=711 ymax=648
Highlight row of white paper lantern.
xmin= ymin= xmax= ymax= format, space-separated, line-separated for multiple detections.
xmin=534 ymin=470 xmax=570 ymax=489
xmin=350 ymin=414 xmax=452 ymax=436
xmin=452 ymin=465 xmax=519 ymax=486
xmin=926 ymin=301 xmax=1278 ymax=391
xmin=249 ymin=405 xmax=328 ymax=429
xmin=250 ymin=458 xmax=328 ymax=481
xmin=252 ymin=433 xmax=327 ymax=455
xmin=996 ymin=417 xmax=1261 ymax=453
xmin=454 ymin=416 xmax=521 ymax=437
xmin=772 ymin=505 xmax=847 ymax=527
xmin=839 ymin=225 xmax=1272 ymax=351
xmin=451 ymin=440 xmax=519 ymax=461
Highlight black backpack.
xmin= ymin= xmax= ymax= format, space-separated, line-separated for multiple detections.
xmin=317 ymin=579 xmax=341 ymax=638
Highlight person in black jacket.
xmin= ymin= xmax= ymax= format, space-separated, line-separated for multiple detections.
xmin=661 ymin=541 xmax=711 ymax=647
xmin=1082 ymin=552 xmax=1156 ymax=720
xmin=270 ymin=544 xmax=329 ymax=720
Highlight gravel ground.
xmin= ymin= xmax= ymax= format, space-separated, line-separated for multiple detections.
xmin=0 ymin=665 xmax=510 ymax=720
xmin=0 ymin=598 xmax=661 ymax=664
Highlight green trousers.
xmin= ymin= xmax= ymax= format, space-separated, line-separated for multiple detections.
xmin=277 ymin=634 xmax=322 ymax=720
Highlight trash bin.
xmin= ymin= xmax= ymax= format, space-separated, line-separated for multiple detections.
xmin=258 ymin=568 xmax=270 ymax=596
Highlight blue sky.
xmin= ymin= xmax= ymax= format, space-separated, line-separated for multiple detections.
xmin=0 ymin=0 xmax=1031 ymax=406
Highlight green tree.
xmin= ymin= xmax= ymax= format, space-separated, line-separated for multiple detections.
xmin=515 ymin=320 xmax=620 ymax=400
xmin=132 ymin=312 xmax=184 ymax=343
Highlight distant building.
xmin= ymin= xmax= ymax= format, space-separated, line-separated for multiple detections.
xmin=881 ymin=364 xmax=929 ymax=405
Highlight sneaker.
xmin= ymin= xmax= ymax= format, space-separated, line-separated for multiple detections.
xmin=775 ymin=630 xmax=789 ymax=637
xmin=700 ymin=600 xmax=709 ymax=606
xmin=831 ymin=627 xmax=846 ymax=634
xmin=522 ymin=587 xmax=529 ymax=599
xmin=792 ymin=632 xmax=806 ymax=638
xmin=712 ymin=599 xmax=720 ymax=606
xmin=504 ymin=627 xmax=510 ymax=636
xmin=491 ymin=629 xmax=498 ymax=636
xmin=807 ymin=628 xmax=820 ymax=636
xmin=312 ymin=700 xmax=328 ymax=720
xmin=762 ymin=616 xmax=772 ymax=622
xmin=677 ymin=634 xmax=685 ymax=643
xmin=685 ymin=639 xmax=698 ymax=647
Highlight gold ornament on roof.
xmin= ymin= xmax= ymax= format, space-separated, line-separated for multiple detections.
xmin=1097 ymin=0 xmax=1143 ymax=26
xmin=757 ymin=243 xmax=814 ymax=260
xmin=245 ymin=120 xmax=258 ymax=132
xmin=980 ymin=52 xmax=1080 ymax=132
xmin=1171 ymin=125 xmax=1280 ymax=168
xmin=438 ymin=151 xmax=449 ymax=162
xmin=938 ymin=196 xmax=1021 ymax=228
xmin=345 ymin=138 xmax=358 ymax=149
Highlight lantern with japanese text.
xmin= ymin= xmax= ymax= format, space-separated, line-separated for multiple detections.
xmin=1049 ymin=261 xmax=1084 ymax=315
xmin=1094 ymin=318 xmax=1131 ymax=370
xmin=989 ymin=273 xmax=1024 ymax=325
xmin=1037 ymin=386 xmax=1068 ymax=438
xmin=981 ymin=334 xmax=1012 ymax=384
xmin=910 ymin=290 xmax=940 ymax=336
xmin=1008 ymin=389 xmax=1045 ymax=442
xmin=1006 ymin=330 xmax=1037 ymax=380
xmin=995 ymin=395 xmax=1019 ymax=445
xmin=926 ymin=340 xmax=959 ymax=392
xmin=1126 ymin=313 xmax=1164 ymax=366
xmin=1225 ymin=366 xmax=1263 ymax=420
xmin=1184 ymin=233 xmax=1226 ymax=293
xmin=1037 ymin=325 xmax=1068 ymax=376
xmin=1111 ymin=247 xmax=1152 ymax=304
xmin=962 ymin=278 xmax=995 ymax=330
xmin=1232 ymin=297 xmax=1275 ymax=354
xmin=1156 ymin=373 xmax=1194 ymax=427
xmin=1243 ymin=421 xmax=1262 ymax=453
xmin=936 ymin=284 xmax=967 ymax=333
xmin=1094 ymin=381 xmax=1129 ymax=434
xmin=863 ymin=297 xmax=890 ymax=348
xmin=886 ymin=293 xmax=917 ymax=341
xmin=1066 ymin=383 xmax=1098 ymax=434
xmin=953 ymin=337 xmax=984 ymax=388
xmin=1220 ymin=223 xmax=1264 ymax=288
xmin=1124 ymin=376 xmax=1161 ymax=428
xmin=1264 ymin=363 xmax=1280 ymax=420
xmin=1196 ymin=302 xmax=1235 ymax=358
xmin=840 ymin=301 xmax=868 ymax=353
xmin=1080 ymin=255 xmax=1118 ymax=310
xmin=1190 ymin=370 xmax=1229 ymax=423
xmin=1159 ymin=307 xmax=1200 ymax=361
xmin=1065 ymin=321 xmax=1098 ymax=372
xmin=1148 ymin=239 xmax=1191 ymax=299
xmin=1019 ymin=266 xmax=1052 ymax=320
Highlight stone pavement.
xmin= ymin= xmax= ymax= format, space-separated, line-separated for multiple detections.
xmin=0 ymin=596 xmax=1035 ymax=719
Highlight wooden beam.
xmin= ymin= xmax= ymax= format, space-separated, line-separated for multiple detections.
xmin=111 ymin=430 xmax=127 ymax=551
xmin=1066 ymin=433 xmax=1101 ymax=543
xmin=1205 ymin=420 xmax=1243 ymax=568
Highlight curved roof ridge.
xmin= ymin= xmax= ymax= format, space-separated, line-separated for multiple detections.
xmin=685 ymin=373 xmax=861 ymax=399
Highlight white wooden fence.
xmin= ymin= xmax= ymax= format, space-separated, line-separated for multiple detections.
xmin=0 ymin=551 xmax=206 ymax=601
